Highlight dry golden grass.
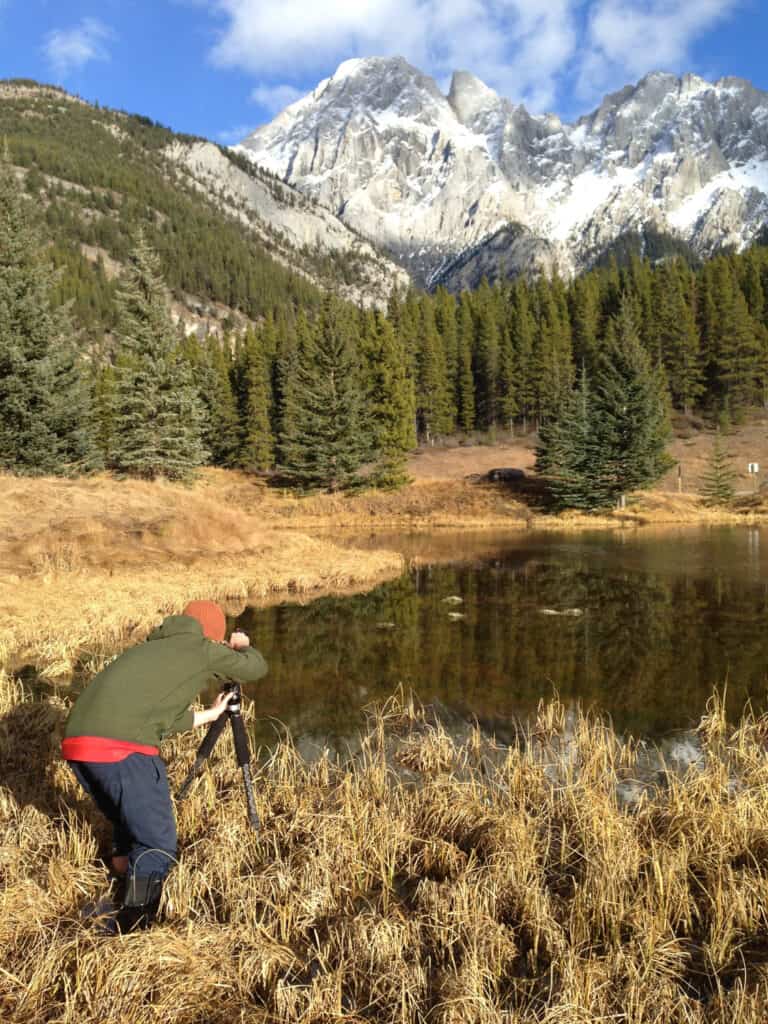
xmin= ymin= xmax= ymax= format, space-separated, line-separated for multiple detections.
xmin=2 ymin=468 xmax=766 ymax=677
xmin=0 ymin=472 xmax=404 ymax=678
xmin=3 ymin=674 xmax=768 ymax=1023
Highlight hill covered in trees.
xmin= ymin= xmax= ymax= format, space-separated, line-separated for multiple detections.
xmin=0 ymin=79 xmax=404 ymax=342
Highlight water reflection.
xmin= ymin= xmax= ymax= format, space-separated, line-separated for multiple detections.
xmin=220 ymin=527 xmax=768 ymax=751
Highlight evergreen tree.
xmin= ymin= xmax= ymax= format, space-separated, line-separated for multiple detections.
xmin=416 ymin=299 xmax=453 ymax=439
xmin=740 ymin=249 xmax=765 ymax=324
xmin=625 ymin=253 xmax=654 ymax=352
xmin=363 ymin=311 xmax=415 ymax=486
xmin=434 ymin=287 xmax=459 ymax=424
xmin=278 ymin=296 xmax=371 ymax=491
xmin=92 ymin=361 xmax=116 ymax=463
xmin=535 ymin=366 xmax=604 ymax=509
xmin=570 ymin=275 xmax=600 ymax=372
xmin=472 ymin=279 xmax=501 ymax=430
xmin=0 ymin=153 xmax=95 ymax=474
xmin=273 ymin=311 xmax=307 ymax=468
xmin=509 ymin=280 xmax=536 ymax=433
xmin=110 ymin=234 xmax=207 ymax=480
xmin=654 ymin=263 xmax=703 ymax=414
xmin=456 ymin=293 xmax=476 ymax=432
xmin=590 ymin=298 xmax=673 ymax=506
xmin=710 ymin=258 xmax=761 ymax=414
xmin=497 ymin=322 xmax=518 ymax=431
xmin=237 ymin=327 xmax=274 ymax=471
xmin=533 ymin=276 xmax=573 ymax=424
xmin=538 ymin=299 xmax=672 ymax=511
xmin=205 ymin=334 xmax=241 ymax=467
xmin=696 ymin=261 xmax=720 ymax=401
xmin=700 ymin=432 xmax=736 ymax=506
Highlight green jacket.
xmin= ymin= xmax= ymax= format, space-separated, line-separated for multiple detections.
xmin=65 ymin=615 xmax=268 ymax=747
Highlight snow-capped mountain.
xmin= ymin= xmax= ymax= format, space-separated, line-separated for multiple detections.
xmin=236 ymin=57 xmax=768 ymax=289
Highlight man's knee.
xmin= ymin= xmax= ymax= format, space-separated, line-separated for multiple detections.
xmin=118 ymin=755 xmax=178 ymax=869
xmin=129 ymin=843 xmax=177 ymax=879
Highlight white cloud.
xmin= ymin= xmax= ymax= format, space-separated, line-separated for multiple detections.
xmin=217 ymin=122 xmax=261 ymax=143
xmin=250 ymin=83 xmax=305 ymax=114
xmin=206 ymin=0 xmax=578 ymax=111
xmin=579 ymin=0 xmax=743 ymax=102
xmin=201 ymin=0 xmax=744 ymax=116
xmin=43 ymin=17 xmax=114 ymax=78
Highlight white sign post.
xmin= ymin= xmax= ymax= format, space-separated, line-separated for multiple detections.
xmin=748 ymin=462 xmax=760 ymax=492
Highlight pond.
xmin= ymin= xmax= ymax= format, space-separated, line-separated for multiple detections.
xmin=222 ymin=525 xmax=768 ymax=754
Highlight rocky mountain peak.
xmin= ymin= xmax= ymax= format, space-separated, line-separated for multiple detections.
xmin=237 ymin=61 xmax=768 ymax=291
xmin=448 ymin=70 xmax=501 ymax=125
xmin=317 ymin=55 xmax=445 ymax=115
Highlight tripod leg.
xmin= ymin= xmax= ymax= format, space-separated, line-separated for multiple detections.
xmin=229 ymin=713 xmax=260 ymax=830
xmin=177 ymin=712 xmax=229 ymax=801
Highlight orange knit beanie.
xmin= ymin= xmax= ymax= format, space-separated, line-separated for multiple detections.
xmin=182 ymin=600 xmax=226 ymax=642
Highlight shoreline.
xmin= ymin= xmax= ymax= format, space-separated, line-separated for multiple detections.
xmin=3 ymin=469 xmax=767 ymax=677
xmin=1 ymin=532 xmax=405 ymax=679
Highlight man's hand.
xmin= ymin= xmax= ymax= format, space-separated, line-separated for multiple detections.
xmin=228 ymin=630 xmax=250 ymax=651
xmin=192 ymin=690 xmax=234 ymax=728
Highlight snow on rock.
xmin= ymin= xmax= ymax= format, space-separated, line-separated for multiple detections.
xmin=235 ymin=57 xmax=768 ymax=287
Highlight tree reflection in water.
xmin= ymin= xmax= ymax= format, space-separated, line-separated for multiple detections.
xmin=223 ymin=527 xmax=768 ymax=752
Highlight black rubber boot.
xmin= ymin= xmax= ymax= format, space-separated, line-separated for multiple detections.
xmin=116 ymin=873 xmax=164 ymax=933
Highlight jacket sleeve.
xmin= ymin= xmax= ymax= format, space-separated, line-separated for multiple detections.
xmin=162 ymin=704 xmax=195 ymax=739
xmin=207 ymin=642 xmax=268 ymax=684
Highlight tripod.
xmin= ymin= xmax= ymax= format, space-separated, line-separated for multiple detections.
xmin=177 ymin=682 xmax=260 ymax=830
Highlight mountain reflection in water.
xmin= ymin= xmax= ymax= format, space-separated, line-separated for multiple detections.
xmin=224 ymin=527 xmax=768 ymax=754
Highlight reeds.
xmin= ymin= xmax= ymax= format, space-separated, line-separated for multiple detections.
xmin=2 ymin=675 xmax=768 ymax=1023
xmin=0 ymin=471 xmax=404 ymax=677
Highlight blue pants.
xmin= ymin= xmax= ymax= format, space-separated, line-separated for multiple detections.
xmin=69 ymin=754 xmax=177 ymax=879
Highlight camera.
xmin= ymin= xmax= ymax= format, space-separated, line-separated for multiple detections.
xmin=222 ymin=681 xmax=242 ymax=714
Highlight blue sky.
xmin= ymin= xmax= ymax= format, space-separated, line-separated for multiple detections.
xmin=1 ymin=0 xmax=766 ymax=143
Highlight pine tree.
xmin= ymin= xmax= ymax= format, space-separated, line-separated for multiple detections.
xmin=533 ymin=276 xmax=573 ymax=424
xmin=363 ymin=311 xmax=415 ymax=487
xmin=434 ymin=287 xmax=459 ymax=425
xmin=509 ymin=279 xmax=536 ymax=433
xmin=700 ymin=432 xmax=736 ymax=506
xmin=278 ymin=296 xmax=371 ymax=491
xmin=456 ymin=293 xmax=476 ymax=432
xmin=591 ymin=298 xmax=673 ymax=506
xmin=535 ymin=366 xmax=605 ymax=509
xmin=710 ymin=258 xmax=761 ymax=415
xmin=654 ymin=263 xmax=703 ymax=414
xmin=205 ymin=334 xmax=241 ymax=467
xmin=238 ymin=327 xmax=274 ymax=471
xmin=110 ymin=234 xmax=207 ymax=480
xmin=696 ymin=262 xmax=720 ymax=401
xmin=416 ymin=299 xmax=453 ymax=440
xmin=570 ymin=275 xmax=600 ymax=373
xmin=0 ymin=152 xmax=96 ymax=474
xmin=472 ymin=279 xmax=502 ymax=430
xmin=92 ymin=361 xmax=116 ymax=463
xmin=740 ymin=249 xmax=765 ymax=324
xmin=538 ymin=299 xmax=672 ymax=511
xmin=626 ymin=253 xmax=654 ymax=352
xmin=497 ymin=322 xmax=518 ymax=432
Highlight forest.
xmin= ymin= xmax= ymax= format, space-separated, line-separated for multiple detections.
xmin=1 ymin=80 xmax=768 ymax=504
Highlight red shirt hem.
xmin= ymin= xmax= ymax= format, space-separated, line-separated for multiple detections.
xmin=61 ymin=736 xmax=160 ymax=763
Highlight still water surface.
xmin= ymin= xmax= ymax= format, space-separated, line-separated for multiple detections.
xmin=229 ymin=527 xmax=768 ymax=753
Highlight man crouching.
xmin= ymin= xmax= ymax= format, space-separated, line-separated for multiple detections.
xmin=62 ymin=600 xmax=267 ymax=933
